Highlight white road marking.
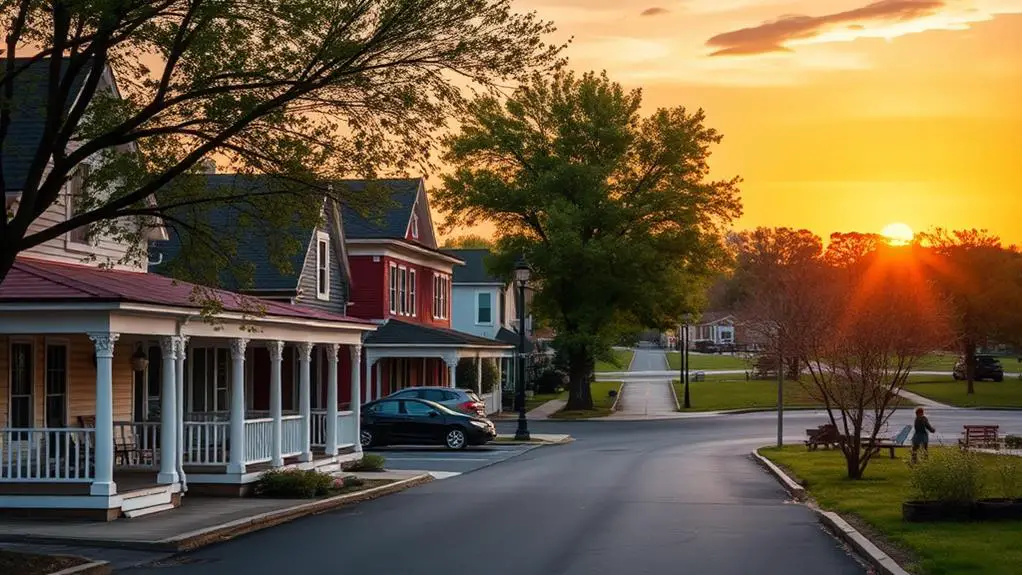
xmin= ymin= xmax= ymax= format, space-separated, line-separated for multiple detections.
xmin=382 ymin=457 xmax=491 ymax=462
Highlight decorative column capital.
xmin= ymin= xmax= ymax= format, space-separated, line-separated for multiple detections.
xmin=297 ymin=341 xmax=314 ymax=362
xmin=325 ymin=343 xmax=339 ymax=363
xmin=268 ymin=340 xmax=285 ymax=362
xmin=349 ymin=343 xmax=362 ymax=362
xmin=175 ymin=336 xmax=189 ymax=360
xmin=159 ymin=336 xmax=178 ymax=360
xmin=442 ymin=353 xmax=459 ymax=367
xmin=88 ymin=332 xmax=120 ymax=358
xmin=230 ymin=338 xmax=249 ymax=360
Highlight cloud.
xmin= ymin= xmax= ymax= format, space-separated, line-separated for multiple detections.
xmin=641 ymin=7 xmax=670 ymax=16
xmin=706 ymin=0 xmax=946 ymax=56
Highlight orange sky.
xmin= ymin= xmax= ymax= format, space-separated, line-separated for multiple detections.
xmin=438 ymin=0 xmax=1022 ymax=244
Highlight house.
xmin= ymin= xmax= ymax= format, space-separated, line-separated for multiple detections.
xmin=0 ymin=58 xmax=373 ymax=520
xmin=680 ymin=312 xmax=766 ymax=351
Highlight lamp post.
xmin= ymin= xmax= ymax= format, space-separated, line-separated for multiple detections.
xmin=681 ymin=322 xmax=691 ymax=409
xmin=776 ymin=327 xmax=784 ymax=447
xmin=514 ymin=256 xmax=532 ymax=441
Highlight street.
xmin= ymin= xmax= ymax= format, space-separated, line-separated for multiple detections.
xmin=369 ymin=444 xmax=536 ymax=476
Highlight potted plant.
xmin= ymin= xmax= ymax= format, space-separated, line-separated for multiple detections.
xmin=904 ymin=448 xmax=983 ymax=522
xmin=977 ymin=456 xmax=1022 ymax=520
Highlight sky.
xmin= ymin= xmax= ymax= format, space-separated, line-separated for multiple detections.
xmin=439 ymin=0 xmax=1022 ymax=244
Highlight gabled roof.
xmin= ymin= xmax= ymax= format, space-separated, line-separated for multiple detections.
xmin=365 ymin=319 xmax=512 ymax=348
xmin=443 ymin=248 xmax=502 ymax=284
xmin=694 ymin=311 xmax=735 ymax=325
xmin=337 ymin=179 xmax=422 ymax=240
xmin=496 ymin=326 xmax=533 ymax=353
xmin=1 ymin=257 xmax=373 ymax=324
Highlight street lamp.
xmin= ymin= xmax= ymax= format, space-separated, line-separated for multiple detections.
xmin=514 ymin=256 xmax=532 ymax=441
xmin=681 ymin=320 xmax=691 ymax=409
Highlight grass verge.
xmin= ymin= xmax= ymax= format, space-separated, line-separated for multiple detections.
xmin=551 ymin=381 xmax=622 ymax=419
xmin=666 ymin=352 xmax=750 ymax=371
xmin=0 ymin=550 xmax=88 ymax=575
xmin=595 ymin=349 xmax=635 ymax=372
xmin=760 ymin=446 xmax=1022 ymax=575
xmin=905 ymin=376 xmax=1022 ymax=408
xmin=673 ymin=375 xmax=915 ymax=412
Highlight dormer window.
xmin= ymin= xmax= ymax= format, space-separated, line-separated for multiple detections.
xmin=410 ymin=213 xmax=419 ymax=239
xmin=316 ymin=231 xmax=330 ymax=300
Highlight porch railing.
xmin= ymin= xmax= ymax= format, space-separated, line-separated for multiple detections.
xmin=337 ymin=411 xmax=356 ymax=447
xmin=243 ymin=418 xmax=273 ymax=465
xmin=120 ymin=422 xmax=161 ymax=469
xmin=0 ymin=428 xmax=94 ymax=482
xmin=310 ymin=411 xmax=331 ymax=447
xmin=183 ymin=420 xmax=230 ymax=465
xmin=281 ymin=415 xmax=304 ymax=458
xmin=481 ymin=392 xmax=500 ymax=415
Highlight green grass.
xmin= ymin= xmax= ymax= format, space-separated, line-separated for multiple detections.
xmin=905 ymin=375 xmax=1022 ymax=408
xmin=666 ymin=352 xmax=751 ymax=371
xmin=671 ymin=374 xmax=915 ymax=412
xmin=524 ymin=390 xmax=568 ymax=412
xmin=595 ymin=349 xmax=635 ymax=372
xmin=551 ymin=381 xmax=622 ymax=419
xmin=760 ymin=446 xmax=1022 ymax=575
xmin=913 ymin=353 xmax=958 ymax=372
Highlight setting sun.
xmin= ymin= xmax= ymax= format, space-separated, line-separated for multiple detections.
xmin=881 ymin=222 xmax=914 ymax=246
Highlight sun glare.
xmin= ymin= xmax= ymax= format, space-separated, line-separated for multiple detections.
xmin=881 ymin=222 xmax=914 ymax=246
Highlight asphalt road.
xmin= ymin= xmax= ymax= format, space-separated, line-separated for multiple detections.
xmin=117 ymin=408 xmax=1022 ymax=575
xmin=368 ymin=444 xmax=535 ymax=475
xmin=629 ymin=345 xmax=669 ymax=372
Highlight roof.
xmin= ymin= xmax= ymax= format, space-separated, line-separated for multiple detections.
xmin=1 ymin=257 xmax=373 ymax=324
xmin=443 ymin=249 xmax=502 ymax=284
xmin=694 ymin=311 xmax=734 ymax=325
xmin=365 ymin=319 xmax=512 ymax=348
xmin=337 ymin=179 xmax=421 ymax=239
xmin=496 ymin=326 xmax=533 ymax=353
xmin=2 ymin=58 xmax=92 ymax=192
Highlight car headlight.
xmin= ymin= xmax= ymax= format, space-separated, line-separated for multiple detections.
xmin=470 ymin=420 xmax=488 ymax=429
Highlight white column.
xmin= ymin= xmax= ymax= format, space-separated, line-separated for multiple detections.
xmin=298 ymin=342 xmax=314 ymax=462
xmin=363 ymin=356 xmax=372 ymax=403
xmin=375 ymin=361 xmax=382 ymax=399
xmin=175 ymin=337 xmax=188 ymax=488
xmin=88 ymin=332 xmax=119 ymax=496
xmin=476 ymin=355 xmax=483 ymax=395
xmin=158 ymin=336 xmax=179 ymax=484
xmin=268 ymin=341 xmax=284 ymax=467
xmin=325 ymin=344 xmax=339 ymax=456
xmin=422 ymin=357 xmax=427 ymax=385
xmin=496 ymin=358 xmax=503 ymax=413
xmin=350 ymin=344 xmax=363 ymax=453
xmin=448 ymin=357 xmax=457 ymax=389
xmin=228 ymin=338 xmax=248 ymax=474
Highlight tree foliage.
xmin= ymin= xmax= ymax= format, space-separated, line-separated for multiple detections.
xmin=0 ymin=0 xmax=560 ymax=285
xmin=435 ymin=70 xmax=741 ymax=410
xmin=442 ymin=233 xmax=494 ymax=249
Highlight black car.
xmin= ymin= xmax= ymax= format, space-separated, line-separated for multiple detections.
xmin=360 ymin=397 xmax=496 ymax=450
xmin=953 ymin=355 xmax=1004 ymax=382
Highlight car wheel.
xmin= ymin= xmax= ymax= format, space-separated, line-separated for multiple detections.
xmin=445 ymin=427 xmax=467 ymax=450
xmin=360 ymin=429 xmax=374 ymax=448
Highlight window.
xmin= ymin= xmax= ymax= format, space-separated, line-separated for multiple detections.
xmin=316 ymin=232 xmax=329 ymax=300
xmin=409 ymin=269 xmax=417 ymax=316
xmin=477 ymin=292 xmax=493 ymax=324
xmin=67 ymin=164 xmax=91 ymax=244
xmin=376 ymin=400 xmax=401 ymax=415
xmin=45 ymin=344 xmax=68 ymax=428
xmin=432 ymin=274 xmax=449 ymax=319
xmin=398 ymin=267 xmax=408 ymax=315
xmin=389 ymin=263 xmax=398 ymax=314
xmin=410 ymin=214 xmax=419 ymax=239
xmin=404 ymin=400 xmax=435 ymax=416
xmin=9 ymin=342 xmax=33 ymax=436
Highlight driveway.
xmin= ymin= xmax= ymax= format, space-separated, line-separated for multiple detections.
xmin=611 ymin=347 xmax=677 ymax=418
xmin=367 ymin=444 xmax=535 ymax=477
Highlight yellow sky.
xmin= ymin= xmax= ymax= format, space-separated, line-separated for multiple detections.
xmin=438 ymin=0 xmax=1022 ymax=245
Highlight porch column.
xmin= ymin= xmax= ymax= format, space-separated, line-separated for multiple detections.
xmin=350 ymin=344 xmax=363 ymax=453
xmin=476 ymin=355 xmax=483 ymax=395
xmin=447 ymin=356 xmax=457 ymax=389
xmin=375 ymin=361 xmax=382 ymax=400
xmin=298 ymin=342 xmax=314 ymax=462
xmin=88 ymin=332 xmax=119 ymax=496
xmin=363 ymin=355 xmax=372 ymax=403
xmin=268 ymin=341 xmax=284 ymax=467
xmin=325 ymin=344 xmax=339 ymax=456
xmin=158 ymin=337 xmax=179 ymax=484
xmin=496 ymin=358 xmax=503 ymax=413
xmin=175 ymin=337 xmax=188 ymax=487
xmin=228 ymin=338 xmax=249 ymax=474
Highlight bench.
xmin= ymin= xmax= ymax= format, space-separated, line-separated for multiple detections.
xmin=805 ymin=424 xmax=840 ymax=451
xmin=869 ymin=425 xmax=912 ymax=459
xmin=960 ymin=425 xmax=1000 ymax=449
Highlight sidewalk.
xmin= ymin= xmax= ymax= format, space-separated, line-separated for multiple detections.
xmin=894 ymin=388 xmax=954 ymax=409
xmin=608 ymin=381 xmax=677 ymax=418
xmin=525 ymin=399 xmax=567 ymax=420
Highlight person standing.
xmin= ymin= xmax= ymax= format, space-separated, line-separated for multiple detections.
xmin=912 ymin=407 xmax=936 ymax=464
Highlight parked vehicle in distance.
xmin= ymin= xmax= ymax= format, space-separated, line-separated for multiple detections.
xmin=953 ymin=355 xmax=1004 ymax=382
xmin=693 ymin=340 xmax=720 ymax=354
xmin=360 ymin=397 xmax=496 ymax=450
xmin=386 ymin=386 xmax=486 ymax=416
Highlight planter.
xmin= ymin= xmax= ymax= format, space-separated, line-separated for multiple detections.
xmin=976 ymin=499 xmax=1022 ymax=521
xmin=902 ymin=500 xmax=978 ymax=522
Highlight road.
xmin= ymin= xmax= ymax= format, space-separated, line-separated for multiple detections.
xmin=612 ymin=346 xmax=677 ymax=418
xmin=118 ymin=407 xmax=1022 ymax=575
xmin=369 ymin=444 xmax=535 ymax=476
xmin=627 ymin=344 xmax=669 ymax=371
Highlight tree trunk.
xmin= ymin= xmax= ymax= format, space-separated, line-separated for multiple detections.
xmin=845 ymin=445 xmax=863 ymax=479
xmin=964 ymin=339 xmax=976 ymax=395
xmin=564 ymin=348 xmax=594 ymax=411
xmin=0 ymin=242 xmax=16 ymax=285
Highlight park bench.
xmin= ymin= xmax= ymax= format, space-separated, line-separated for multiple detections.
xmin=805 ymin=424 xmax=840 ymax=451
xmin=868 ymin=425 xmax=913 ymax=459
xmin=959 ymin=425 xmax=1000 ymax=449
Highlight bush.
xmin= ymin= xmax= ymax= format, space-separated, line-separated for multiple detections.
xmin=348 ymin=453 xmax=386 ymax=472
xmin=910 ymin=448 xmax=984 ymax=504
xmin=534 ymin=369 xmax=567 ymax=394
xmin=455 ymin=358 xmax=500 ymax=393
xmin=1005 ymin=435 xmax=1022 ymax=449
xmin=256 ymin=469 xmax=334 ymax=498
xmin=998 ymin=457 xmax=1022 ymax=500
xmin=335 ymin=475 xmax=365 ymax=490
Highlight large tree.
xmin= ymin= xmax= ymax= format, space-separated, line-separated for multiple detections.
xmin=1 ymin=0 xmax=559 ymax=284
xmin=434 ymin=70 xmax=741 ymax=410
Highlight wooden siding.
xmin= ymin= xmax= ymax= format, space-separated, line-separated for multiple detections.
xmin=380 ymin=255 xmax=450 ymax=329
xmin=294 ymin=208 xmax=347 ymax=313
xmin=347 ymin=255 xmax=385 ymax=320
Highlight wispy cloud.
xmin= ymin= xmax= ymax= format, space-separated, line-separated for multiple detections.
xmin=707 ymin=0 xmax=945 ymax=56
xmin=641 ymin=7 xmax=671 ymax=16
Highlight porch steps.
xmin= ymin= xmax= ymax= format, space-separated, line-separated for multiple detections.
xmin=120 ymin=486 xmax=176 ymax=518
xmin=123 ymin=502 xmax=177 ymax=518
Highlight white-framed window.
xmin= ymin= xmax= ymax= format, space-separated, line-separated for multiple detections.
xmin=409 ymin=269 xmax=417 ymax=317
xmin=66 ymin=163 xmax=91 ymax=245
xmin=9 ymin=339 xmax=34 ymax=435
xmin=389 ymin=263 xmax=398 ymax=315
xmin=398 ymin=266 xmax=408 ymax=315
xmin=433 ymin=273 xmax=449 ymax=320
xmin=410 ymin=214 xmax=419 ymax=239
xmin=476 ymin=291 xmax=493 ymax=324
xmin=316 ymin=231 xmax=330 ymax=300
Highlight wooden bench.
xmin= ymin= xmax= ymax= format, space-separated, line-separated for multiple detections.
xmin=960 ymin=425 xmax=1000 ymax=449
xmin=805 ymin=424 xmax=840 ymax=451
xmin=868 ymin=425 xmax=913 ymax=459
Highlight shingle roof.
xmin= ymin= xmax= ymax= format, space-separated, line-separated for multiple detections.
xmin=2 ymin=58 xmax=92 ymax=192
xmin=496 ymin=326 xmax=533 ymax=353
xmin=336 ymin=179 xmax=420 ymax=239
xmin=695 ymin=311 xmax=735 ymax=325
xmin=443 ymin=249 xmax=502 ymax=284
xmin=1 ymin=257 xmax=372 ymax=324
xmin=365 ymin=319 xmax=512 ymax=348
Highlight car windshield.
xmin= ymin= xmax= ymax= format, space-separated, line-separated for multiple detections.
xmin=978 ymin=356 xmax=1000 ymax=364
xmin=420 ymin=398 xmax=464 ymax=416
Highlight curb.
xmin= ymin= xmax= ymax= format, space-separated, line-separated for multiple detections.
xmin=50 ymin=560 xmax=111 ymax=575
xmin=667 ymin=379 xmax=680 ymax=411
xmin=610 ymin=382 xmax=623 ymax=412
xmin=495 ymin=437 xmax=574 ymax=446
xmin=752 ymin=448 xmax=912 ymax=575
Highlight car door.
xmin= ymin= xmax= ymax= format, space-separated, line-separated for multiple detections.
xmin=400 ymin=399 xmax=444 ymax=444
xmin=367 ymin=400 xmax=403 ymax=443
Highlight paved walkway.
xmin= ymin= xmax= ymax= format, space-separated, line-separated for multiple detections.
xmin=610 ymin=347 xmax=678 ymax=419
xmin=525 ymin=399 xmax=567 ymax=420
xmin=894 ymin=388 xmax=954 ymax=409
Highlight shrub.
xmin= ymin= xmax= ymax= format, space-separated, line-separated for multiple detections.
xmin=455 ymin=358 xmax=501 ymax=393
xmin=534 ymin=369 xmax=567 ymax=394
xmin=997 ymin=457 xmax=1022 ymax=500
xmin=334 ymin=475 xmax=365 ymax=490
xmin=910 ymin=448 xmax=984 ymax=504
xmin=1005 ymin=435 xmax=1022 ymax=449
xmin=348 ymin=453 xmax=386 ymax=472
xmin=257 ymin=469 xmax=334 ymax=498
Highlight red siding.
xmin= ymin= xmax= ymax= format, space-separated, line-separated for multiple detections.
xmin=376 ymin=255 xmax=451 ymax=329
xmin=347 ymin=255 xmax=386 ymax=320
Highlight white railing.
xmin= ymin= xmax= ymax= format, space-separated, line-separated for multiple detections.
xmin=184 ymin=411 xmax=230 ymax=422
xmin=481 ymin=392 xmax=500 ymax=415
xmin=337 ymin=411 xmax=356 ymax=447
xmin=310 ymin=410 xmax=328 ymax=447
xmin=118 ymin=422 xmax=161 ymax=468
xmin=281 ymin=415 xmax=304 ymax=457
xmin=0 ymin=428 xmax=94 ymax=482
xmin=244 ymin=419 xmax=273 ymax=464
xmin=183 ymin=420 xmax=230 ymax=465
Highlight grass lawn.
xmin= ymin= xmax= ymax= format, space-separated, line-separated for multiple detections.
xmin=666 ymin=352 xmax=751 ymax=371
xmin=913 ymin=353 xmax=958 ymax=372
xmin=760 ymin=446 xmax=1022 ymax=575
xmin=671 ymin=374 xmax=915 ymax=412
xmin=551 ymin=381 xmax=622 ymax=419
xmin=595 ymin=349 xmax=635 ymax=372
xmin=905 ymin=375 xmax=1022 ymax=408
xmin=524 ymin=390 xmax=568 ymax=412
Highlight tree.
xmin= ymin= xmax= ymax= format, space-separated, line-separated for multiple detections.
xmin=1 ymin=0 xmax=560 ymax=284
xmin=442 ymin=234 xmax=494 ymax=249
xmin=435 ymin=70 xmax=741 ymax=410
xmin=917 ymin=229 xmax=1022 ymax=394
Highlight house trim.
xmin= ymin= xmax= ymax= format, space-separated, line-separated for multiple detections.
xmin=475 ymin=289 xmax=494 ymax=326
xmin=347 ymin=239 xmax=463 ymax=267
xmin=315 ymin=230 xmax=330 ymax=301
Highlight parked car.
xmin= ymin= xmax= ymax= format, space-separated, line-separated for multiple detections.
xmin=953 ymin=355 xmax=1004 ymax=382
xmin=360 ymin=397 xmax=496 ymax=450
xmin=693 ymin=340 xmax=720 ymax=354
xmin=386 ymin=386 xmax=486 ymax=416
